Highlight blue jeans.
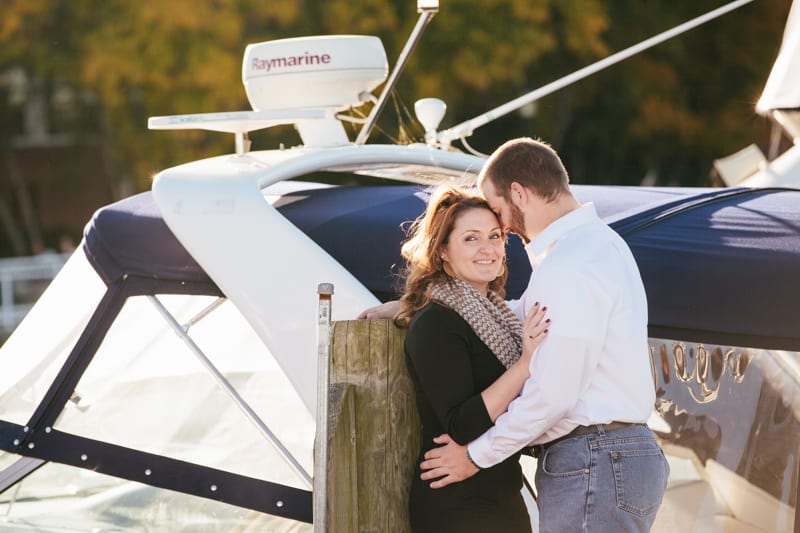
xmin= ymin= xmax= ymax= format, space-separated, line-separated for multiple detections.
xmin=534 ymin=424 xmax=669 ymax=533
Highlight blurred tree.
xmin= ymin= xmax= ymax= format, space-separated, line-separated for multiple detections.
xmin=0 ymin=0 xmax=793 ymax=255
xmin=543 ymin=0 xmax=791 ymax=186
xmin=372 ymin=0 xmax=609 ymax=145
xmin=78 ymin=0 xmax=309 ymax=189
xmin=430 ymin=0 xmax=789 ymax=187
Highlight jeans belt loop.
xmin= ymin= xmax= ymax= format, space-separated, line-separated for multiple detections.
xmin=533 ymin=421 xmax=639 ymax=458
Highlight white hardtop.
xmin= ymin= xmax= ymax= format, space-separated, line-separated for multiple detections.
xmin=144 ymin=20 xmax=484 ymax=417
xmin=151 ymin=142 xmax=484 ymax=416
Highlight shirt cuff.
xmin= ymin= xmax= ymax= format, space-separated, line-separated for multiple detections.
xmin=467 ymin=432 xmax=499 ymax=469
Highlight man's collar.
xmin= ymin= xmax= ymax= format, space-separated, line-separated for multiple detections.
xmin=525 ymin=203 xmax=598 ymax=264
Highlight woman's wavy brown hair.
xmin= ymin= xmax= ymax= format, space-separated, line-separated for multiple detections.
xmin=396 ymin=185 xmax=508 ymax=325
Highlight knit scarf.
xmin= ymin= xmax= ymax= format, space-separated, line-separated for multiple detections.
xmin=429 ymin=277 xmax=523 ymax=369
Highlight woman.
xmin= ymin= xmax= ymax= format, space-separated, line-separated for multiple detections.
xmin=397 ymin=186 xmax=548 ymax=533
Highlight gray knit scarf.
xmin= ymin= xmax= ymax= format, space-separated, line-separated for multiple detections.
xmin=429 ymin=277 xmax=523 ymax=369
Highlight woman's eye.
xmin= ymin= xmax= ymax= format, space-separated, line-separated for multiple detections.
xmin=490 ymin=233 xmax=501 ymax=239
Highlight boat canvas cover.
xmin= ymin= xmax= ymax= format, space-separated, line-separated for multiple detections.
xmin=83 ymin=191 xmax=213 ymax=286
xmin=83 ymin=185 xmax=800 ymax=351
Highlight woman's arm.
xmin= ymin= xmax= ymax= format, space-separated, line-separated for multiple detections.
xmin=481 ymin=303 xmax=548 ymax=421
xmin=407 ymin=304 xmax=548 ymax=443
xmin=406 ymin=307 xmax=495 ymax=444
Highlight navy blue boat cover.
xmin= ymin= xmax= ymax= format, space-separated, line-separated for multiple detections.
xmin=84 ymin=185 xmax=800 ymax=351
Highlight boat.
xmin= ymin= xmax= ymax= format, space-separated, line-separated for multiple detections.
xmin=1 ymin=1 xmax=799 ymax=531
xmin=715 ymin=0 xmax=800 ymax=188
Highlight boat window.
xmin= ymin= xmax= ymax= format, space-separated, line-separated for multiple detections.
xmin=0 ymin=251 xmax=105 ymax=426
xmin=51 ymin=294 xmax=313 ymax=490
xmin=0 ymin=450 xmax=17 ymax=472
xmin=0 ymin=459 xmax=312 ymax=531
xmin=649 ymin=339 xmax=799 ymax=532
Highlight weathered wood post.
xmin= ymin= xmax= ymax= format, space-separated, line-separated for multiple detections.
xmin=325 ymin=319 xmax=421 ymax=532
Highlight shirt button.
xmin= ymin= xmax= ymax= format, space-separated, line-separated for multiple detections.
xmin=584 ymin=469 xmax=590 ymax=474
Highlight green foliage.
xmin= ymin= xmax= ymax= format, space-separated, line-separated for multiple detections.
xmin=484 ymin=0 xmax=790 ymax=186
xmin=0 ymin=0 xmax=792 ymax=194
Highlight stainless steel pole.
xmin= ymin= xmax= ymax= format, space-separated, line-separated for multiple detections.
xmin=147 ymin=295 xmax=312 ymax=487
xmin=314 ymin=283 xmax=334 ymax=532
xmin=436 ymin=0 xmax=755 ymax=145
xmin=354 ymin=2 xmax=439 ymax=145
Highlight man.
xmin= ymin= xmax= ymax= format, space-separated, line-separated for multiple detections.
xmin=361 ymin=137 xmax=668 ymax=532
xmin=418 ymin=138 xmax=668 ymax=532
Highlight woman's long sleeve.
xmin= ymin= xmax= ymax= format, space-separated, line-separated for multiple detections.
xmin=405 ymin=306 xmax=494 ymax=445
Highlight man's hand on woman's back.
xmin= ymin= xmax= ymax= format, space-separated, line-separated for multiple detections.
xmin=357 ymin=300 xmax=401 ymax=320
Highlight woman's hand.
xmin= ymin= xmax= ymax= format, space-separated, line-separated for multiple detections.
xmin=521 ymin=302 xmax=549 ymax=365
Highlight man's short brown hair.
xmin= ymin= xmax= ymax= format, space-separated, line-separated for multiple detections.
xmin=478 ymin=137 xmax=570 ymax=203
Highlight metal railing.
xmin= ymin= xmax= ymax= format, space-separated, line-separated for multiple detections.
xmin=0 ymin=252 xmax=69 ymax=336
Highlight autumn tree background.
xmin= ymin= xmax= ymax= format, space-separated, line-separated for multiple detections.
xmin=0 ymin=0 xmax=792 ymax=257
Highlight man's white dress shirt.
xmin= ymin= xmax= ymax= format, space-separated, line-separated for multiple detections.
xmin=469 ymin=203 xmax=654 ymax=467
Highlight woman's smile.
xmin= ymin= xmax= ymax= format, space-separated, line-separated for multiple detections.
xmin=442 ymin=208 xmax=506 ymax=294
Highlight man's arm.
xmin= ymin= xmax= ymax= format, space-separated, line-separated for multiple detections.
xmin=416 ymin=305 xmax=549 ymax=488
xmin=357 ymin=300 xmax=400 ymax=319
xmin=421 ymin=271 xmax=605 ymax=487
xmin=468 ymin=334 xmax=595 ymax=466
xmin=420 ymin=334 xmax=594 ymax=488
xmin=359 ymin=296 xmax=525 ymax=321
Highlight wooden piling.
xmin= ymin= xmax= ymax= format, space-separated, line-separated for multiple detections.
xmin=325 ymin=319 xmax=420 ymax=532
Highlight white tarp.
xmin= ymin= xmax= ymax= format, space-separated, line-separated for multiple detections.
xmin=757 ymin=0 xmax=800 ymax=113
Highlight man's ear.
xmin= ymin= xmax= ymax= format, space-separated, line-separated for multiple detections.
xmin=509 ymin=182 xmax=527 ymax=206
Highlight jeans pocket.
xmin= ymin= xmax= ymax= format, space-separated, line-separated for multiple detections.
xmin=540 ymin=440 xmax=590 ymax=478
xmin=610 ymin=448 xmax=669 ymax=516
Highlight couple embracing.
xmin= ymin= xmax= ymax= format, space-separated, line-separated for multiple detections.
xmin=361 ymin=138 xmax=669 ymax=533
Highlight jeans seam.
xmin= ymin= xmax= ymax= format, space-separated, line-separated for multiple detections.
xmin=613 ymin=449 xmax=663 ymax=458
xmin=590 ymin=435 xmax=655 ymax=449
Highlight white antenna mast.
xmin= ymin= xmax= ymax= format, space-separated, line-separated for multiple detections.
xmin=436 ymin=0 xmax=755 ymax=147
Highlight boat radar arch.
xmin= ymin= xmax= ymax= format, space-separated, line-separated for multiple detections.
xmin=149 ymin=35 xmax=389 ymax=151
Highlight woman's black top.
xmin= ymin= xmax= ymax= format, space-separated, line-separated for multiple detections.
xmin=404 ymin=302 xmax=531 ymax=533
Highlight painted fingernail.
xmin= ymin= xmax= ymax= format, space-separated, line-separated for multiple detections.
xmin=545 ymin=318 xmax=551 ymax=323
xmin=542 ymin=306 xmax=547 ymax=312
